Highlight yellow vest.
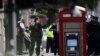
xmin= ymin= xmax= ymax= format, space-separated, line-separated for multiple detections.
xmin=46 ymin=25 xmax=54 ymax=39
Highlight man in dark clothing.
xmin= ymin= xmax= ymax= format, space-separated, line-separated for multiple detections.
xmin=50 ymin=24 xmax=59 ymax=56
xmin=29 ymin=17 xmax=43 ymax=56
xmin=92 ymin=17 xmax=100 ymax=55
xmin=17 ymin=18 xmax=25 ymax=55
xmin=46 ymin=24 xmax=54 ymax=53
xmin=17 ymin=27 xmax=24 ymax=55
xmin=87 ymin=16 xmax=100 ymax=55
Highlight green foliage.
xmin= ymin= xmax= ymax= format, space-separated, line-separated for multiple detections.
xmin=77 ymin=0 xmax=86 ymax=7
xmin=76 ymin=0 xmax=99 ymax=10
xmin=86 ymin=0 xmax=99 ymax=10
xmin=36 ymin=7 xmax=48 ymax=15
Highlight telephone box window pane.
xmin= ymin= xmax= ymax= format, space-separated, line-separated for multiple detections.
xmin=67 ymin=39 xmax=77 ymax=47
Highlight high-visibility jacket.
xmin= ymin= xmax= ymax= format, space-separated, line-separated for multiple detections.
xmin=46 ymin=25 xmax=54 ymax=39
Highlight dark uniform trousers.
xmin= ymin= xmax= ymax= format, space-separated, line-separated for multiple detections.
xmin=46 ymin=37 xmax=54 ymax=53
xmin=29 ymin=36 xmax=42 ymax=56
xmin=88 ymin=33 xmax=96 ymax=55
xmin=17 ymin=28 xmax=24 ymax=55
xmin=29 ymin=23 xmax=43 ymax=56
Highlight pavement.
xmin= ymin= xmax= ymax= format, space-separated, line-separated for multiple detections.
xmin=17 ymin=53 xmax=55 ymax=56
xmin=16 ymin=49 xmax=59 ymax=56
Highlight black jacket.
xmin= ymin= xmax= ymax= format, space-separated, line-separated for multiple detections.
xmin=29 ymin=23 xmax=43 ymax=38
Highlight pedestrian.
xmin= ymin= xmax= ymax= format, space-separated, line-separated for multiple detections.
xmin=29 ymin=17 xmax=43 ymax=56
xmin=92 ymin=16 xmax=100 ymax=55
xmin=87 ymin=16 xmax=100 ymax=55
xmin=17 ymin=18 xmax=25 ymax=55
xmin=46 ymin=24 xmax=54 ymax=53
xmin=51 ymin=23 xmax=59 ymax=56
xmin=24 ymin=27 xmax=30 ymax=51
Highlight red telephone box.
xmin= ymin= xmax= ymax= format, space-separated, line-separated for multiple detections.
xmin=58 ymin=9 xmax=87 ymax=56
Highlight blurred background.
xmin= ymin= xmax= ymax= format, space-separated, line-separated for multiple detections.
xmin=0 ymin=0 xmax=100 ymax=56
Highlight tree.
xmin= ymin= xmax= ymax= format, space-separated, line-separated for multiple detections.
xmin=15 ymin=0 xmax=33 ymax=9
xmin=57 ymin=0 xmax=99 ymax=10
xmin=77 ymin=0 xmax=86 ymax=7
xmin=43 ymin=0 xmax=57 ymax=5
xmin=86 ymin=0 xmax=99 ymax=10
xmin=0 ymin=0 xmax=2 ymax=8
xmin=36 ymin=7 xmax=48 ymax=15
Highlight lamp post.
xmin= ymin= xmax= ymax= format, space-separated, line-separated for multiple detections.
xmin=3 ymin=0 xmax=17 ymax=56
xmin=12 ymin=0 xmax=17 ymax=56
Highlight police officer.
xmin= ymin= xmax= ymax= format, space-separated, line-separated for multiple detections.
xmin=46 ymin=24 xmax=54 ymax=53
xmin=92 ymin=16 xmax=100 ymax=55
xmin=87 ymin=16 xmax=100 ymax=55
xmin=29 ymin=17 xmax=43 ymax=56
xmin=17 ymin=18 xmax=25 ymax=55
xmin=51 ymin=23 xmax=59 ymax=56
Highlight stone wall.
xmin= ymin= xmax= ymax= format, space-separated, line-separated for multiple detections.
xmin=0 ymin=12 xmax=5 ymax=56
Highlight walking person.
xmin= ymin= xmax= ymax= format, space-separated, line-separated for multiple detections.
xmin=92 ymin=16 xmax=100 ymax=55
xmin=46 ymin=24 xmax=54 ymax=53
xmin=24 ymin=27 xmax=30 ymax=51
xmin=17 ymin=18 xmax=26 ymax=55
xmin=51 ymin=24 xmax=59 ymax=56
xmin=29 ymin=17 xmax=43 ymax=56
xmin=87 ymin=16 xmax=99 ymax=55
